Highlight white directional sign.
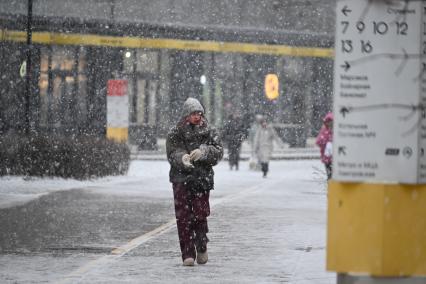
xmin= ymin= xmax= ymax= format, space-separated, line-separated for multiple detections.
xmin=333 ymin=0 xmax=426 ymax=183
xmin=107 ymin=79 xmax=129 ymax=128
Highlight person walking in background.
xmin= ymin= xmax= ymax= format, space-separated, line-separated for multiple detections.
xmin=253 ymin=117 xmax=284 ymax=178
xmin=248 ymin=114 xmax=264 ymax=170
xmin=222 ymin=113 xmax=247 ymax=170
xmin=166 ymin=97 xmax=223 ymax=266
xmin=316 ymin=112 xmax=333 ymax=179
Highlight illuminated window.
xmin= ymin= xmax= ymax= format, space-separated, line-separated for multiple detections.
xmin=137 ymin=50 xmax=158 ymax=73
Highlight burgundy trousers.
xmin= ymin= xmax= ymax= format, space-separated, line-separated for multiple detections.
xmin=173 ymin=182 xmax=210 ymax=260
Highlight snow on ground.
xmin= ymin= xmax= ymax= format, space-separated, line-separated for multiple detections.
xmin=0 ymin=159 xmax=326 ymax=209
xmin=0 ymin=159 xmax=334 ymax=283
xmin=0 ymin=158 xmax=171 ymax=208
xmin=65 ymin=159 xmax=333 ymax=283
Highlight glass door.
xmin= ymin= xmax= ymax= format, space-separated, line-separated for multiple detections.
xmin=51 ymin=71 xmax=75 ymax=131
xmin=39 ymin=46 xmax=87 ymax=134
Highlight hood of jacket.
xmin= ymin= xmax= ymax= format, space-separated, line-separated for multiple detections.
xmin=323 ymin=112 xmax=333 ymax=123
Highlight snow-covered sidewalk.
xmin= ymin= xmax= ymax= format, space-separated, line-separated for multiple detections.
xmin=68 ymin=160 xmax=333 ymax=283
xmin=0 ymin=159 xmax=334 ymax=283
xmin=131 ymin=140 xmax=321 ymax=161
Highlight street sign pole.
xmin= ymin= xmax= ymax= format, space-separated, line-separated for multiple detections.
xmin=25 ymin=0 xmax=33 ymax=135
xmin=328 ymin=1 xmax=426 ymax=283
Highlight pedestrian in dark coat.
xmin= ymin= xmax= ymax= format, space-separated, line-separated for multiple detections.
xmin=166 ymin=97 xmax=223 ymax=266
xmin=222 ymin=114 xmax=247 ymax=170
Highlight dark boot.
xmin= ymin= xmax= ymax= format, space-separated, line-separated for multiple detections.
xmin=325 ymin=163 xmax=332 ymax=179
xmin=195 ymin=235 xmax=209 ymax=264
xmin=194 ymin=221 xmax=209 ymax=264
xmin=261 ymin=162 xmax=269 ymax=177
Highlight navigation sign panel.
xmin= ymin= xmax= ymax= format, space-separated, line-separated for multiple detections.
xmin=419 ymin=1 xmax=426 ymax=183
xmin=333 ymin=0 xmax=424 ymax=183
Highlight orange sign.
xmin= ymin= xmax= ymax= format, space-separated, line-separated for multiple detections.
xmin=265 ymin=74 xmax=279 ymax=100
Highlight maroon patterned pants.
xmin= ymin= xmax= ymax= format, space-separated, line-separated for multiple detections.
xmin=173 ymin=182 xmax=210 ymax=260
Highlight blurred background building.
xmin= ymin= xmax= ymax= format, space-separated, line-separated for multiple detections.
xmin=0 ymin=0 xmax=335 ymax=148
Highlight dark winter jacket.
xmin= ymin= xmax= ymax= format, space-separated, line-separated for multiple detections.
xmin=166 ymin=98 xmax=223 ymax=192
xmin=222 ymin=118 xmax=247 ymax=150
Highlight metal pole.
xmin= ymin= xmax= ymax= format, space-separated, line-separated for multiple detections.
xmin=25 ymin=0 xmax=33 ymax=134
xmin=110 ymin=0 xmax=115 ymax=26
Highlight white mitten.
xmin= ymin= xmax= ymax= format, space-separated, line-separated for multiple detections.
xmin=182 ymin=154 xmax=194 ymax=168
xmin=189 ymin=149 xmax=203 ymax=162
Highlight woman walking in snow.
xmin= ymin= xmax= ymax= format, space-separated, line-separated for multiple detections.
xmin=253 ymin=117 xmax=284 ymax=178
xmin=315 ymin=112 xmax=333 ymax=179
xmin=166 ymin=97 xmax=223 ymax=266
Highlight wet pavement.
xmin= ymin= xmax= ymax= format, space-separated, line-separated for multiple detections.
xmin=0 ymin=188 xmax=172 ymax=254
xmin=0 ymin=160 xmax=334 ymax=283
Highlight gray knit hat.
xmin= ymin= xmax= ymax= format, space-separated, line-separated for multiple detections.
xmin=182 ymin=97 xmax=204 ymax=117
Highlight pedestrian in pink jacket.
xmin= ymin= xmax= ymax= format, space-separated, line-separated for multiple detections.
xmin=316 ymin=112 xmax=333 ymax=179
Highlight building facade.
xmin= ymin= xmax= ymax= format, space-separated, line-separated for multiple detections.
xmin=0 ymin=0 xmax=335 ymax=147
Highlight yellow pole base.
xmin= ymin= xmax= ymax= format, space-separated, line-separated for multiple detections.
xmin=327 ymin=181 xmax=426 ymax=277
xmin=106 ymin=127 xmax=128 ymax=143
